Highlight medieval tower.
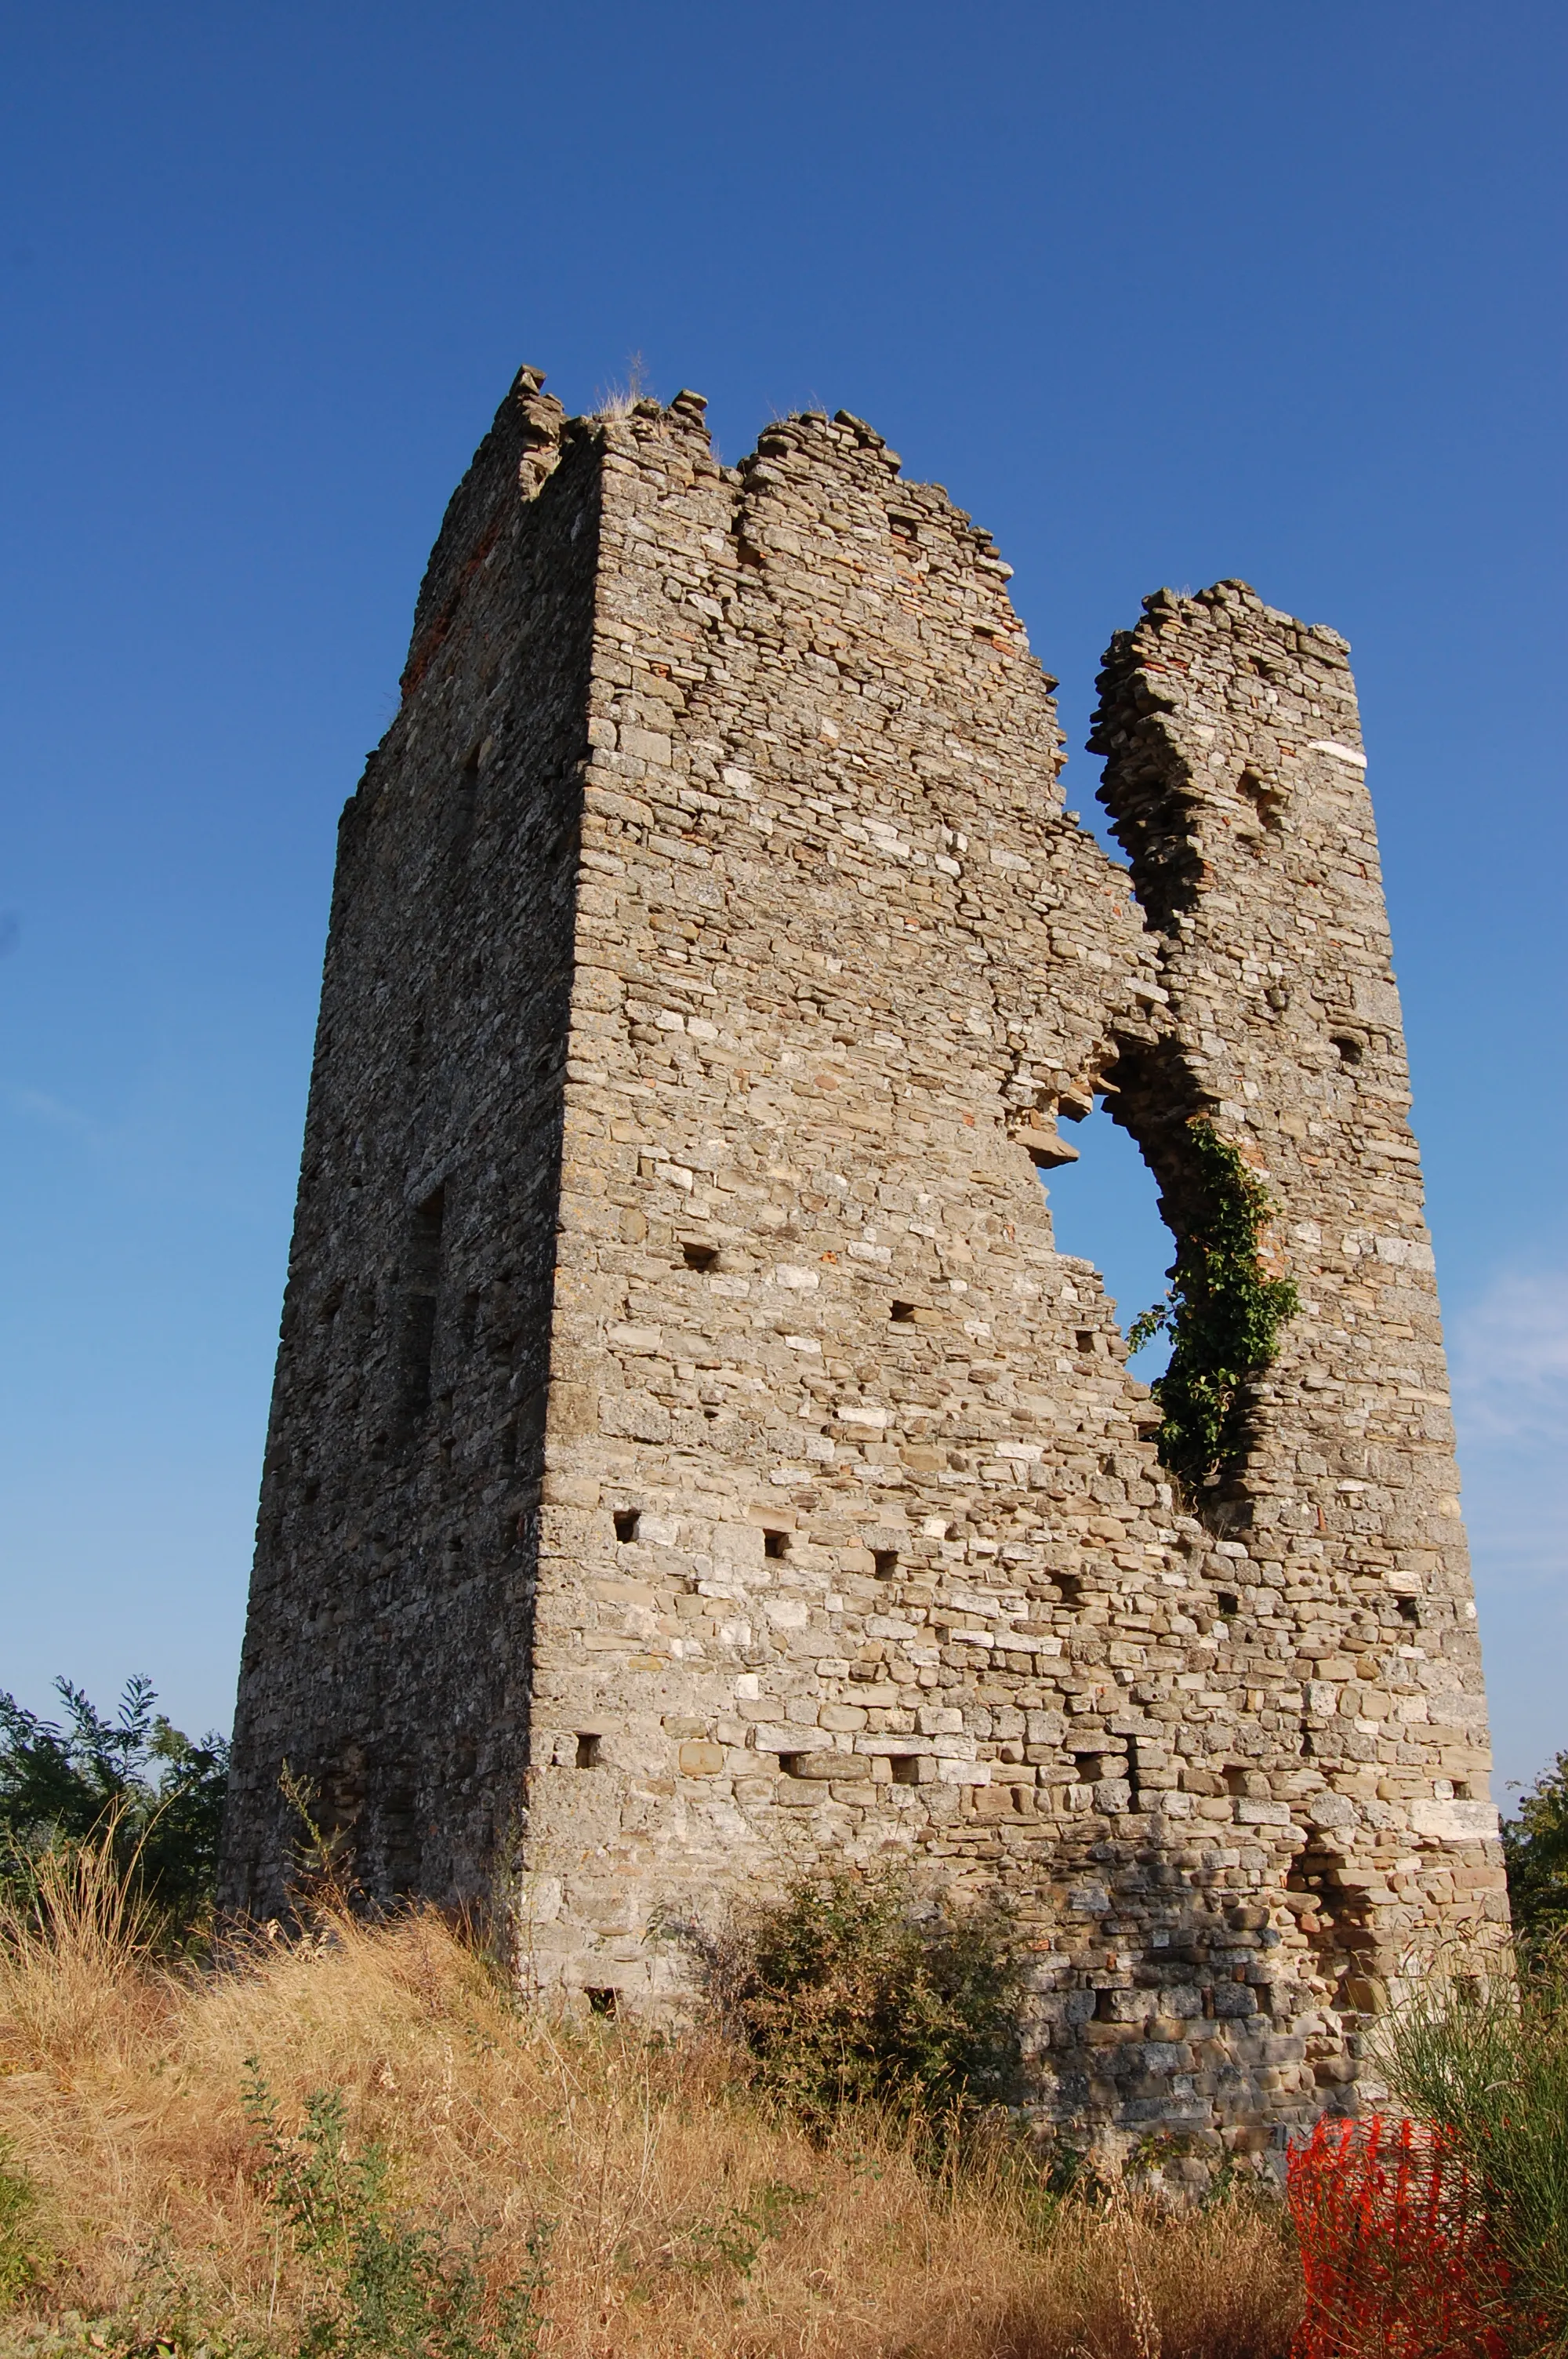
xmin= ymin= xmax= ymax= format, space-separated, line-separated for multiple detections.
xmin=221 ymin=367 xmax=1506 ymax=2155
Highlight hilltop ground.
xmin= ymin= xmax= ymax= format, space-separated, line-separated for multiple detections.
xmin=0 ymin=1859 xmax=1298 ymax=2359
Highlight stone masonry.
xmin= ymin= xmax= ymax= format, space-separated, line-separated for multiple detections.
xmin=221 ymin=367 xmax=1507 ymax=2160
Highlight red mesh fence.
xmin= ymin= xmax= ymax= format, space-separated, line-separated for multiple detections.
xmin=1287 ymin=2114 xmax=1510 ymax=2359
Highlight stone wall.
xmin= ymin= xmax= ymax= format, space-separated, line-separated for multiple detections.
xmin=1089 ymin=587 xmax=1508 ymax=2051
xmin=223 ymin=371 xmax=596 ymax=1912
xmin=223 ymin=371 xmax=1505 ymax=2159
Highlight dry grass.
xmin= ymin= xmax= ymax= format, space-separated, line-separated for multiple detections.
xmin=591 ymin=352 xmax=649 ymax=421
xmin=0 ymin=1845 xmax=1301 ymax=2358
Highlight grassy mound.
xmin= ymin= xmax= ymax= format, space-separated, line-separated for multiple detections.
xmin=0 ymin=1844 xmax=1301 ymax=2359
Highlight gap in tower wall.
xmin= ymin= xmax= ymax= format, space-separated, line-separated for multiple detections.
xmin=1037 ymin=1105 xmax=1173 ymax=1380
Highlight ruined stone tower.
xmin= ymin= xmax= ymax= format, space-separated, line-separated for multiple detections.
xmin=222 ymin=368 xmax=1506 ymax=2155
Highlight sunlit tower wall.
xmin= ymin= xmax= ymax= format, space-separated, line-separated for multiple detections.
xmin=222 ymin=368 xmax=1504 ymax=2160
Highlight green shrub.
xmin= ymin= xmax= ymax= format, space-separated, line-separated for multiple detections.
xmin=1128 ymin=1119 xmax=1300 ymax=1494
xmin=0 ymin=2137 xmax=48 ymax=2310
xmin=1502 ymin=1747 xmax=1568 ymax=1945
xmin=691 ymin=1869 xmax=1024 ymax=2135
xmin=1377 ymin=1943 xmax=1568 ymax=2354
xmin=660 ymin=2180 xmax=815 ymax=2286
xmin=242 ymin=2063 xmax=546 ymax=2359
xmin=0 ymin=1677 xmax=228 ymax=1943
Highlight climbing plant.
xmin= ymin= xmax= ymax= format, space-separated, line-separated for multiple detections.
xmin=1128 ymin=1119 xmax=1299 ymax=1494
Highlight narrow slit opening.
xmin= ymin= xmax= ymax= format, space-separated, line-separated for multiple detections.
xmin=575 ymin=1733 xmax=603 ymax=1769
xmin=613 ymin=1509 xmax=640 ymax=1543
xmin=396 ymin=1185 xmax=446 ymax=1427
xmin=1238 ymin=766 xmax=1284 ymax=833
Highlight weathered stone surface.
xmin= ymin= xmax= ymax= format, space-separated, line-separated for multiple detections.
xmin=222 ymin=371 xmax=1504 ymax=2155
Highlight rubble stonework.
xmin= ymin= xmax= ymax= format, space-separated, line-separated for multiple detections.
xmin=221 ymin=369 xmax=1507 ymax=2154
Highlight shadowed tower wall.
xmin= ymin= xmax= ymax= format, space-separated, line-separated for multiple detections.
xmin=223 ymin=371 xmax=1505 ymax=2160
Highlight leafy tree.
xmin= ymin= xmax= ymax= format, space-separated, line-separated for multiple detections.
xmin=1502 ymin=1747 xmax=1568 ymax=1944
xmin=0 ymin=1674 xmax=229 ymax=1936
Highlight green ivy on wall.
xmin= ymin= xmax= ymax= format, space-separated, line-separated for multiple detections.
xmin=1129 ymin=1120 xmax=1300 ymax=1495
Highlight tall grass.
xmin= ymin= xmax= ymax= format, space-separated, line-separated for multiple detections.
xmin=0 ymin=1819 xmax=165 ymax=2072
xmin=1377 ymin=1944 xmax=1568 ymax=2355
xmin=0 ymin=1834 xmax=1301 ymax=2358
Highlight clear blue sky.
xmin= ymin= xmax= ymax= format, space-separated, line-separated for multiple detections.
xmin=2 ymin=2 xmax=1563 ymax=1800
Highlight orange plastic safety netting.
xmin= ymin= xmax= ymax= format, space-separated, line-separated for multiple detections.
xmin=1287 ymin=2114 xmax=1509 ymax=2359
